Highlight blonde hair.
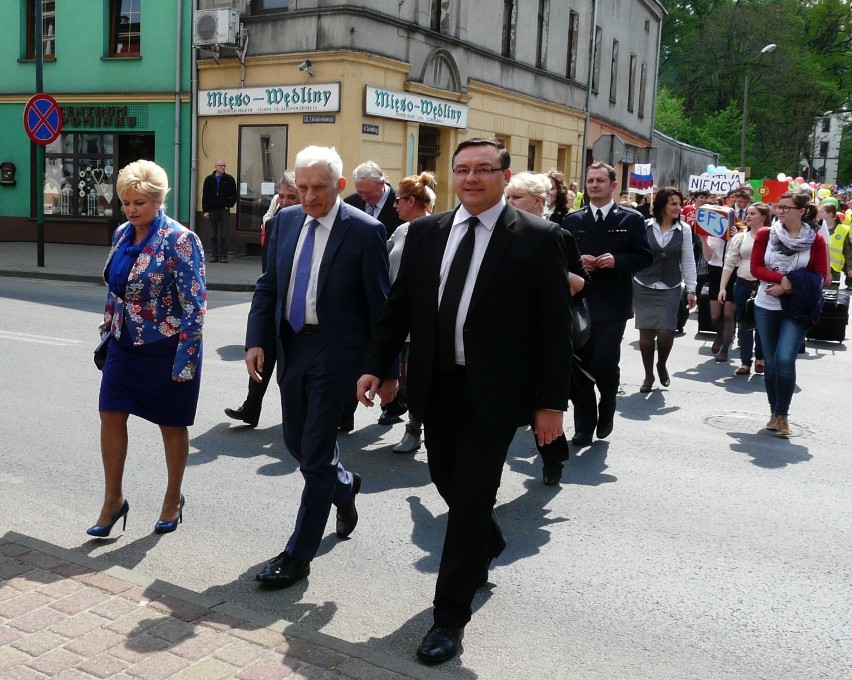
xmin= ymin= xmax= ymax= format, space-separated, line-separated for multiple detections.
xmin=505 ymin=172 xmax=549 ymax=203
xmin=397 ymin=171 xmax=437 ymax=210
xmin=116 ymin=160 xmax=170 ymax=204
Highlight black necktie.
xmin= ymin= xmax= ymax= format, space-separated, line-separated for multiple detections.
xmin=596 ymin=209 xmax=604 ymax=224
xmin=436 ymin=217 xmax=479 ymax=375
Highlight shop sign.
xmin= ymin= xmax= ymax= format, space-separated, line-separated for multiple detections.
xmin=61 ymin=105 xmax=137 ymax=128
xmin=365 ymin=86 xmax=467 ymax=129
xmin=361 ymin=124 xmax=379 ymax=135
xmin=199 ymin=84 xmax=340 ymax=116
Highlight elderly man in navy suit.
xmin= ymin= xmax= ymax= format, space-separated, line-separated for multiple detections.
xmin=244 ymin=146 xmax=390 ymax=587
xmin=562 ymin=162 xmax=652 ymax=445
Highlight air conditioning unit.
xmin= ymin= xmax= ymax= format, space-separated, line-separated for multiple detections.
xmin=194 ymin=9 xmax=239 ymax=47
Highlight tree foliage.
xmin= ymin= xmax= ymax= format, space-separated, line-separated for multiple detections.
xmin=658 ymin=0 xmax=852 ymax=180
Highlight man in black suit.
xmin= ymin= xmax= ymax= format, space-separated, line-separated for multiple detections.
xmin=201 ymin=160 xmax=238 ymax=263
xmin=343 ymin=160 xmax=404 ymax=238
xmin=244 ymin=146 xmax=391 ymax=588
xmin=357 ymin=139 xmax=574 ymax=664
xmin=562 ymin=162 xmax=652 ymax=445
xmin=342 ymin=161 xmax=406 ymax=429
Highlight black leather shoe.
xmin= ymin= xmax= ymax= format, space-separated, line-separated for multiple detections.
xmin=338 ymin=419 xmax=354 ymax=432
xmin=378 ymin=397 xmax=408 ymax=425
xmin=255 ymin=552 xmax=310 ymax=588
xmin=336 ymin=473 xmax=361 ymax=538
xmin=542 ymin=465 xmax=562 ymax=486
xmin=596 ymin=418 xmax=614 ymax=440
xmin=377 ymin=410 xmax=404 ymax=426
xmin=571 ymin=432 xmax=593 ymax=447
xmin=224 ymin=404 xmax=260 ymax=427
xmin=416 ymin=625 xmax=463 ymax=664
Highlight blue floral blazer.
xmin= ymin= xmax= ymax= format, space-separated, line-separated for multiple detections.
xmin=100 ymin=216 xmax=206 ymax=379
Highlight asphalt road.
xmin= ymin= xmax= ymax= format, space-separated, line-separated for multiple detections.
xmin=1 ymin=277 xmax=849 ymax=679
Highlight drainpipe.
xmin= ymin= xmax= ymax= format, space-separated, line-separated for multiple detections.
xmin=580 ymin=0 xmax=599 ymax=187
xmin=173 ymin=0 xmax=183 ymax=220
xmin=189 ymin=0 xmax=199 ymax=233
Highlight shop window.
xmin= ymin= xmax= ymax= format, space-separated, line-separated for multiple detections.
xmin=251 ymin=0 xmax=289 ymax=12
xmin=109 ymin=0 xmax=141 ymax=57
xmin=237 ymin=125 xmax=288 ymax=232
xmin=609 ymin=40 xmax=619 ymax=104
xmin=418 ymin=126 xmax=441 ymax=173
xmin=43 ymin=133 xmax=116 ymax=218
xmin=26 ymin=0 xmax=55 ymax=59
xmin=565 ymin=10 xmax=578 ymax=80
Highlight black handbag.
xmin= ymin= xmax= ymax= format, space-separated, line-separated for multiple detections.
xmin=94 ymin=334 xmax=112 ymax=370
xmin=571 ymin=296 xmax=591 ymax=350
xmin=741 ymin=291 xmax=757 ymax=331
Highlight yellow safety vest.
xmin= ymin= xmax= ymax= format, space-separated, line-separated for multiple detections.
xmin=828 ymin=224 xmax=850 ymax=272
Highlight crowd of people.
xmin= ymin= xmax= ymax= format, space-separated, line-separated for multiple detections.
xmin=89 ymin=146 xmax=845 ymax=666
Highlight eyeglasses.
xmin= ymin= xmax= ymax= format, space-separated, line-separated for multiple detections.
xmin=775 ymin=205 xmax=800 ymax=214
xmin=393 ymin=196 xmax=412 ymax=203
xmin=452 ymin=167 xmax=505 ymax=178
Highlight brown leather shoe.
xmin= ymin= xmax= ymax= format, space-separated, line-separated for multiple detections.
xmin=775 ymin=415 xmax=792 ymax=437
xmin=735 ymin=365 xmax=750 ymax=375
xmin=766 ymin=414 xmax=779 ymax=431
xmin=754 ymin=360 xmax=765 ymax=374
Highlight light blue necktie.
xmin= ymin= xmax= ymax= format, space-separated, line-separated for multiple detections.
xmin=366 ymin=204 xmax=377 ymax=217
xmin=289 ymin=219 xmax=318 ymax=333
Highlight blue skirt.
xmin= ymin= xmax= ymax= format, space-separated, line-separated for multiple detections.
xmin=99 ymin=331 xmax=202 ymax=426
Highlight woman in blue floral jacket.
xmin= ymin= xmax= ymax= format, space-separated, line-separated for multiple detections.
xmin=87 ymin=160 xmax=206 ymax=538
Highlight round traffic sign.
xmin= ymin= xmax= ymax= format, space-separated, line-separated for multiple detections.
xmin=24 ymin=94 xmax=62 ymax=145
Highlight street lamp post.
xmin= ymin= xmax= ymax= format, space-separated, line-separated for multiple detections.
xmin=740 ymin=43 xmax=777 ymax=174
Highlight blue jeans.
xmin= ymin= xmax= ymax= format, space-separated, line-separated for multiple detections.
xmin=733 ymin=281 xmax=763 ymax=366
xmin=753 ymin=306 xmax=806 ymax=416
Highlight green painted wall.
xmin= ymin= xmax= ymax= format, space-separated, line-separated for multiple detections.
xmin=0 ymin=1 xmax=194 ymax=227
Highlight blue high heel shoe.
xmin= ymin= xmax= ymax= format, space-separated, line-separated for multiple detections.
xmin=154 ymin=495 xmax=185 ymax=534
xmin=87 ymin=500 xmax=129 ymax=538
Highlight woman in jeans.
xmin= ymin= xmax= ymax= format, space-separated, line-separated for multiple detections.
xmin=751 ymin=191 xmax=828 ymax=437
xmin=718 ymin=203 xmax=771 ymax=375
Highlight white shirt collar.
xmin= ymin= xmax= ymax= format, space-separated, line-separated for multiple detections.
xmin=590 ymin=200 xmax=615 ymax=219
xmin=453 ymin=197 xmax=506 ymax=232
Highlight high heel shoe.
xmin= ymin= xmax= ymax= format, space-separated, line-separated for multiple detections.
xmin=154 ymin=494 xmax=185 ymax=534
xmin=656 ymin=363 xmax=670 ymax=387
xmin=87 ymin=500 xmax=129 ymax=538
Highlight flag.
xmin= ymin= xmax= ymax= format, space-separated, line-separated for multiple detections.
xmin=629 ymin=164 xmax=653 ymax=194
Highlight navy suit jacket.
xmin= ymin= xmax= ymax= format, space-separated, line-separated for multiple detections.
xmin=363 ymin=204 xmax=574 ymax=431
xmin=562 ymin=204 xmax=652 ymax=322
xmin=344 ymin=186 xmax=404 ymax=237
xmin=246 ymin=201 xmax=391 ymax=402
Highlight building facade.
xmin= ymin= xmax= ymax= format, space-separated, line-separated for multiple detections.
xmin=0 ymin=0 xmax=193 ymax=245
xmin=810 ymin=110 xmax=851 ymax=186
xmin=196 ymin=0 xmax=665 ymax=254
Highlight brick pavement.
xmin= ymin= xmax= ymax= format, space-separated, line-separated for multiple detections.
xmin=0 ymin=534 xmax=431 ymax=680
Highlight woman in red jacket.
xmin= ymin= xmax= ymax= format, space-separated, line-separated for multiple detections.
xmin=751 ymin=191 xmax=828 ymax=437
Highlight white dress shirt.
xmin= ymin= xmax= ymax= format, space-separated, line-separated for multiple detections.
xmin=439 ymin=199 xmax=504 ymax=365
xmin=285 ymin=199 xmax=341 ymax=326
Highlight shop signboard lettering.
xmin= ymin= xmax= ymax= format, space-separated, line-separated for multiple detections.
xmin=365 ymin=86 xmax=468 ymax=129
xmin=60 ymin=105 xmax=136 ymax=128
xmin=199 ymin=84 xmax=340 ymax=116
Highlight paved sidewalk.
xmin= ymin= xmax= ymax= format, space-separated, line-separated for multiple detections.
xmin=0 ymin=242 xmax=259 ymax=292
xmin=0 ymin=534 xmax=430 ymax=680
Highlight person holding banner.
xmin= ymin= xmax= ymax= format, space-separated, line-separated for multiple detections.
xmin=701 ymin=226 xmax=737 ymax=363
xmin=719 ymin=203 xmax=770 ymax=376
xmin=633 ymin=187 xmax=697 ymax=392
xmin=751 ymin=191 xmax=828 ymax=437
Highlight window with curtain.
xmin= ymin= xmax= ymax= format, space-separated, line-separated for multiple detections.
xmin=26 ymin=0 xmax=56 ymax=59
xmin=609 ymin=40 xmax=619 ymax=103
xmin=109 ymin=0 xmax=141 ymax=57
xmin=627 ymin=54 xmax=637 ymax=112
xmin=566 ymin=10 xmax=578 ymax=80
xmin=592 ymin=26 xmax=602 ymax=93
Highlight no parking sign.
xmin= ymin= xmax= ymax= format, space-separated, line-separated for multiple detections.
xmin=24 ymin=93 xmax=62 ymax=145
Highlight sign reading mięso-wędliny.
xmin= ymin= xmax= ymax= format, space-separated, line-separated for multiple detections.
xmin=198 ymin=84 xmax=340 ymax=116
xmin=365 ymin=86 xmax=468 ymax=129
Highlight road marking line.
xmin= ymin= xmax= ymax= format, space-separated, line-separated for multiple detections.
xmin=0 ymin=330 xmax=82 ymax=346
